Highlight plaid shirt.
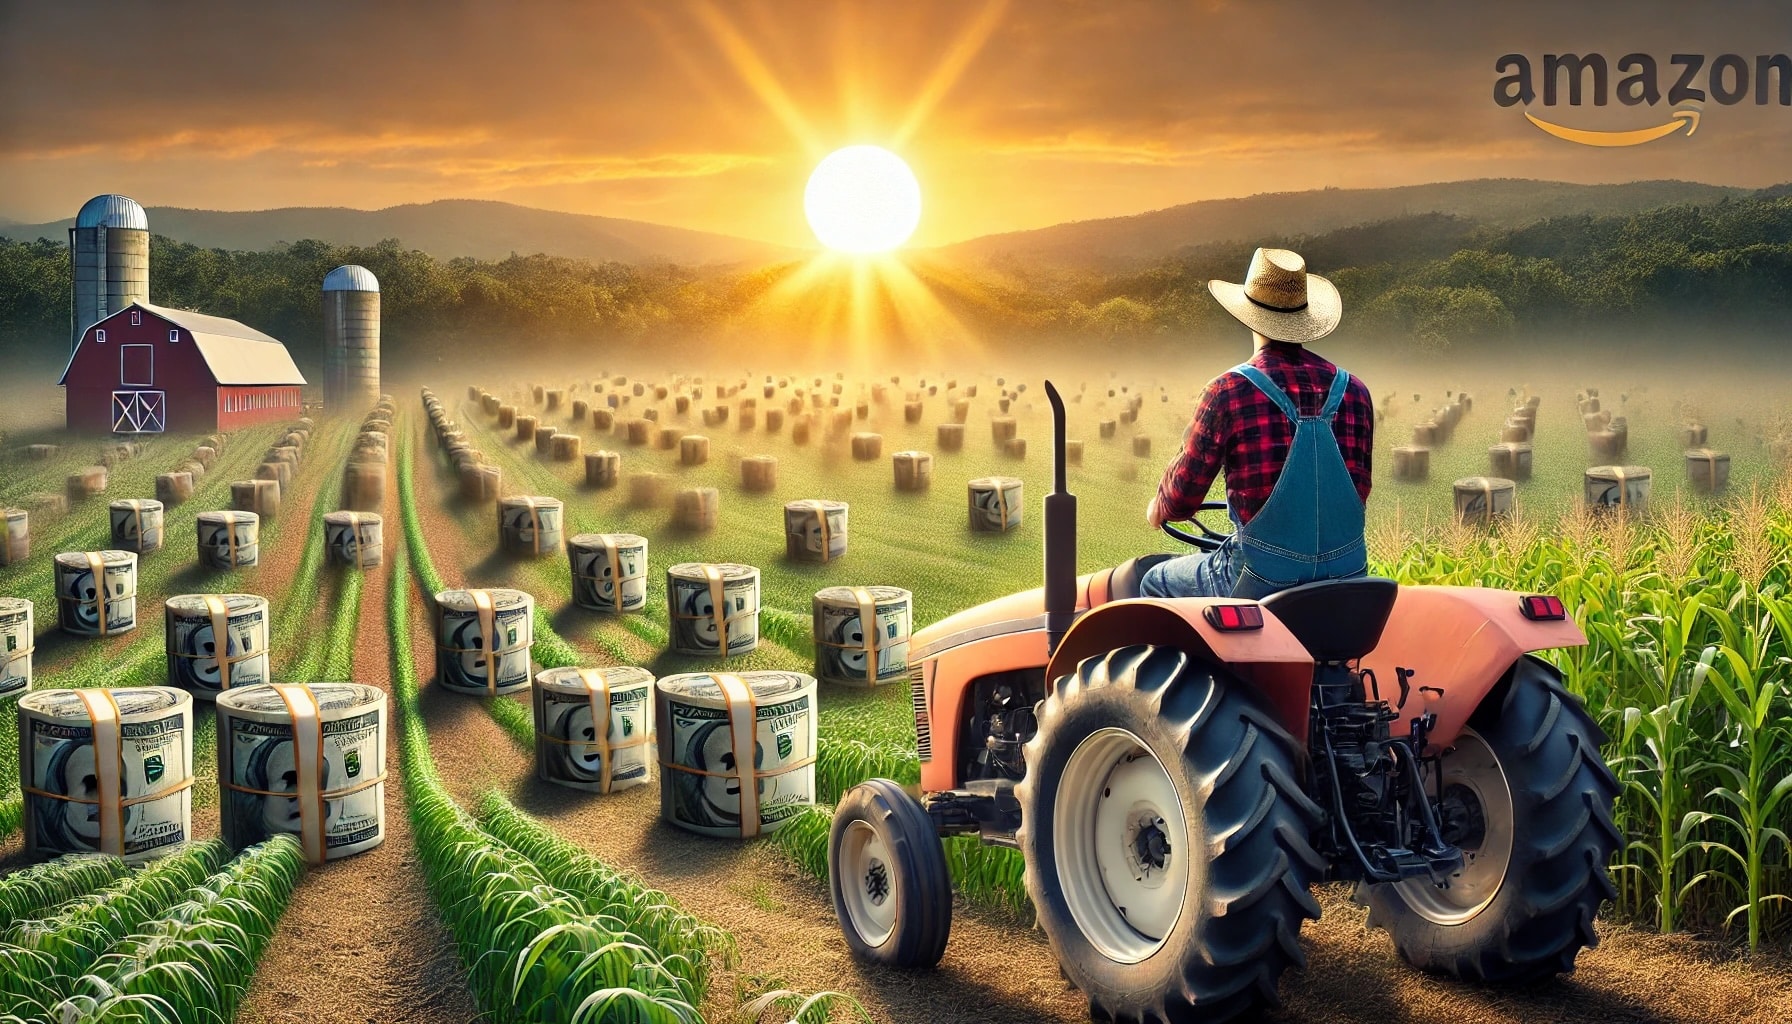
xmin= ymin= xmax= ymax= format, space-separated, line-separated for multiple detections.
xmin=1156 ymin=342 xmax=1373 ymax=525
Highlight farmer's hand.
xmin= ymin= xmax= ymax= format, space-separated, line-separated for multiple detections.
xmin=1146 ymin=494 xmax=1165 ymax=528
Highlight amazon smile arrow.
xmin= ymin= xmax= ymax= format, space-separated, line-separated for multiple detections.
xmin=1524 ymin=108 xmax=1701 ymax=147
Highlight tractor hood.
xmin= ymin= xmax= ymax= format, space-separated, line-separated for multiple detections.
xmin=913 ymin=570 xmax=1105 ymax=661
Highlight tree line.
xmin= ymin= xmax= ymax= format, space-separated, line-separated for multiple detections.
xmin=2 ymin=191 xmax=1788 ymax=365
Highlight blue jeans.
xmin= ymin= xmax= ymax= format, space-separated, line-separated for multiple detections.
xmin=1139 ymin=537 xmax=1240 ymax=598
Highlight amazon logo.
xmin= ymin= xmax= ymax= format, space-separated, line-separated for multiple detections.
xmin=1495 ymin=53 xmax=1790 ymax=146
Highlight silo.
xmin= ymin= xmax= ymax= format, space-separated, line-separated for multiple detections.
xmin=323 ymin=265 xmax=380 ymax=412
xmin=69 ymin=195 xmax=150 ymax=350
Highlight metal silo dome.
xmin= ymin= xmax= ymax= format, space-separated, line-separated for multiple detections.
xmin=322 ymin=265 xmax=380 ymax=293
xmin=74 ymin=194 xmax=149 ymax=230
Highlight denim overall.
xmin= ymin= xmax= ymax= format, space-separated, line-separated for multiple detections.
xmin=1140 ymin=363 xmax=1366 ymax=600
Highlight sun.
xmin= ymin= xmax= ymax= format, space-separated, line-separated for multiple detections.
xmin=804 ymin=145 xmax=921 ymax=253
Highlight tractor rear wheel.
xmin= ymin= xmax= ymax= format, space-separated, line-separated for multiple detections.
xmin=829 ymin=778 xmax=952 ymax=967
xmin=1017 ymin=644 xmax=1324 ymax=1024
xmin=1360 ymin=654 xmax=1620 ymax=982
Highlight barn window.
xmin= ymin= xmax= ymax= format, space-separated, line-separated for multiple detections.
xmin=130 ymin=310 xmax=141 ymax=326
xmin=95 ymin=329 xmax=106 ymax=343
xmin=169 ymin=330 xmax=179 ymax=343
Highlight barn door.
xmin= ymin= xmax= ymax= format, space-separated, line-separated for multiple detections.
xmin=112 ymin=391 xmax=166 ymax=433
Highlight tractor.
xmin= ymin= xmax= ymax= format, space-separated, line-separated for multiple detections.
xmin=826 ymin=381 xmax=1620 ymax=1023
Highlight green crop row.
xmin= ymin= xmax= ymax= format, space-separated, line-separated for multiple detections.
xmin=46 ymin=835 xmax=305 ymax=1024
xmin=0 ymin=855 xmax=129 ymax=935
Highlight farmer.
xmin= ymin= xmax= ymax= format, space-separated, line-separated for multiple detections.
xmin=1142 ymin=247 xmax=1374 ymax=599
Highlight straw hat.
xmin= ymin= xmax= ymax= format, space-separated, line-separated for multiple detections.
xmin=1207 ymin=247 xmax=1342 ymax=344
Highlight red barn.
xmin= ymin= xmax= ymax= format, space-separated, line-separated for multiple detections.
xmin=58 ymin=302 xmax=305 ymax=434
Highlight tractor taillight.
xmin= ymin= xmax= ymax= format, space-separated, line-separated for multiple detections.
xmin=1204 ymin=603 xmax=1264 ymax=631
xmin=1520 ymin=595 xmax=1565 ymax=620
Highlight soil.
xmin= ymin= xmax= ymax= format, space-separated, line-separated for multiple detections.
xmin=399 ymin=409 xmax=1792 ymax=1024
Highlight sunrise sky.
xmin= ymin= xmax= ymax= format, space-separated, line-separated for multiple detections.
xmin=1 ymin=0 xmax=1788 ymax=249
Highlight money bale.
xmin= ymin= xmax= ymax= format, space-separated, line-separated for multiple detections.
xmin=108 ymin=499 xmax=164 ymax=554
xmin=461 ymin=463 xmax=502 ymax=503
xmin=667 ymin=562 xmax=761 ymax=658
xmin=1412 ymin=421 xmax=1440 ymax=447
xmin=231 ymin=479 xmax=280 ymax=520
xmin=629 ymin=472 xmax=671 ymax=507
xmin=850 ymin=433 xmax=882 ymax=461
xmin=764 ymin=409 xmax=785 ymax=433
xmin=497 ymin=495 xmax=564 ymax=557
xmin=551 ymin=433 xmax=582 ymax=462
xmin=1501 ymin=419 xmax=1532 ymax=443
xmin=1685 ymin=449 xmax=1730 ymax=494
xmin=1392 ymin=446 xmax=1430 ymax=482
xmin=66 ymin=466 xmax=108 ymax=503
xmin=969 ymin=476 xmax=1023 ymax=532
xmin=1488 ymin=442 xmax=1533 ymax=481
xmin=585 ymin=450 xmax=620 ymax=488
xmin=673 ymin=488 xmax=719 ymax=531
xmin=904 ymin=401 xmax=924 ymax=423
xmin=991 ymin=417 xmax=1017 ymax=444
xmin=784 ymin=499 xmax=848 ymax=562
xmin=516 ymin=415 xmax=537 ymax=442
xmin=893 ymin=451 xmax=932 ymax=491
xmin=217 ymin=683 xmax=387 ymax=863
xmin=625 ymin=419 xmax=651 ymax=445
xmin=20 ymin=686 xmax=193 ymax=862
xmin=1582 ymin=411 xmax=1611 ymax=432
xmin=812 ymin=586 xmax=912 ymax=687
xmin=791 ymin=416 xmax=812 ymax=445
xmin=164 ymin=594 xmax=271 ymax=701
xmin=656 ymin=670 xmax=815 ymax=837
xmin=592 ymin=408 xmax=616 ymax=432
xmin=534 ymin=425 xmax=559 ymax=455
xmin=324 ymin=511 xmax=382 ymax=569
xmin=680 ymin=434 xmax=710 ymax=466
xmin=1588 ymin=430 xmax=1625 ymax=460
xmin=546 ymin=388 xmax=564 ymax=412
xmin=1585 ymin=466 xmax=1651 ymax=516
xmin=0 ymin=598 xmax=32 ymax=697
xmin=1678 ymin=423 xmax=1707 ymax=448
xmin=154 ymin=473 xmax=193 ymax=508
xmin=1 ymin=507 xmax=28 ymax=566
xmin=1066 ymin=440 xmax=1084 ymax=465
xmin=936 ymin=423 xmax=965 ymax=453
xmin=740 ymin=455 xmax=777 ymax=492
xmin=25 ymin=444 xmax=58 ymax=460
xmin=654 ymin=426 xmax=679 ymax=450
xmin=255 ymin=460 xmax=292 ymax=491
xmin=1005 ymin=438 xmax=1029 ymax=460
xmin=569 ymin=533 xmax=648 ymax=613
xmin=1099 ymin=419 xmax=1117 ymax=439
xmin=196 ymin=511 xmax=259 ymax=569
xmin=1453 ymin=477 xmax=1516 ymax=527
xmin=534 ymin=666 xmax=655 ymax=794
xmin=55 ymin=550 xmax=137 ymax=636
xmin=497 ymin=405 xmax=516 ymax=429
xmin=434 ymin=588 xmax=534 ymax=695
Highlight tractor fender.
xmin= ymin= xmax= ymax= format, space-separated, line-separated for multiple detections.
xmin=1359 ymin=585 xmax=1587 ymax=751
xmin=1045 ymin=598 xmax=1316 ymax=742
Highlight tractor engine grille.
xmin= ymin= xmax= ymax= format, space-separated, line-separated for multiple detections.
xmin=910 ymin=662 xmax=932 ymax=763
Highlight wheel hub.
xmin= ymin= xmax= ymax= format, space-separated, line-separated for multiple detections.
xmin=839 ymin=821 xmax=900 ymax=947
xmin=1054 ymin=728 xmax=1194 ymax=964
xmin=1395 ymin=728 xmax=1515 ymax=925
xmin=864 ymin=858 xmax=890 ymax=905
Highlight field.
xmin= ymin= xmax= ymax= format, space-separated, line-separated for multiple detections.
xmin=0 ymin=354 xmax=1787 ymax=1024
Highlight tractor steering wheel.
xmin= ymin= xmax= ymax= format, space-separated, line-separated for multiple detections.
xmin=1161 ymin=501 xmax=1234 ymax=552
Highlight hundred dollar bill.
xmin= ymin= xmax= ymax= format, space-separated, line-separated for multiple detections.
xmin=1 ymin=508 xmax=26 ymax=566
xmin=659 ymin=671 xmax=814 ymax=836
xmin=324 ymin=511 xmax=383 ymax=569
xmin=54 ymin=550 xmax=137 ymax=636
xmin=783 ymin=500 xmax=848 ymax=562
xmin=498 ymin=496 xmax=564 ymax=556
xmin=968 ymin=477 xmax=1023 ymax=531
xmin=21 ymin=687 xmax=191 ymax=860
xmin=435 ymin=588 xmax=534 ymax=694
xmin=0 ymin=597 xmax=32 ymax=697
xmin=667 ymin=563 xmax=759 ymax=658
xmin=813 ymin=586 xmax=912 ymax=686
xmin=196 ymin=512 xmax=259 ymax=569
xmin=534 ymin=666 xmax=654 ymax=792
xmin=1584 ymin=466 xmax=1651 ymax=514
xmin=109 ymin=500 xmax=164 ymax=553
xmin=217 ymin=683 xmax=385 ymax=860
xmin=568 ymin=533 xmax=648 ymax=613
xmin=164 ymin=594 xmax=271 ymax=698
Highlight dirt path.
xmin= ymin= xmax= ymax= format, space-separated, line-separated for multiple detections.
xmin=406 ymin=397 xmax=1792 ymax=1024
xmin=237 ymin=428 xmax=481 ymax=1024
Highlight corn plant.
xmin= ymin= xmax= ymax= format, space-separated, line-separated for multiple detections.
xmin=50 ymin=834 xmax=306 ymax=1024
xmin=0 ymin=855 xmax=128 ymax=934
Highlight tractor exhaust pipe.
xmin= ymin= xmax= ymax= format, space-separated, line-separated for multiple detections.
xmin=1044 ymin=380 xmax=1076 ymax=655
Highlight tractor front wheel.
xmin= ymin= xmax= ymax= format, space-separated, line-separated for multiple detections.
xmin=828 ymin=777 xmax=953 ymax=968
xmin=1017 ymin=644 xmax=1324 ymax=1024
xmin=1360 ymin=654 xmax=1620 ymax=982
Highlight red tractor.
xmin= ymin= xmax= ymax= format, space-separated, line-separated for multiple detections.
xmin=827 ymin=381 xmax=1620 ymax=1023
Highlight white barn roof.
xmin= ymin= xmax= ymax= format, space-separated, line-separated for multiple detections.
xmin=58 ymin=302 xmax=306 ymax=386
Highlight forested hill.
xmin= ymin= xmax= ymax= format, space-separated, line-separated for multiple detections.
xmin=2 ymin=189 xmax=1788 ymax=374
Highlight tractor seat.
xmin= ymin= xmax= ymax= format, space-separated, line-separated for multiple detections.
xmin=1107 ymin=554 xmax=1173 ymax=601
xmin=1260 ymin=577 xmax=1400 ymax=662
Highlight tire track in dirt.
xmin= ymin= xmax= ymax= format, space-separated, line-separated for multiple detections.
xmin=238 ymin=415 xmax=481 ymax=1024
xmin=413 ymin=388 xmax=1792 ymax=1024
